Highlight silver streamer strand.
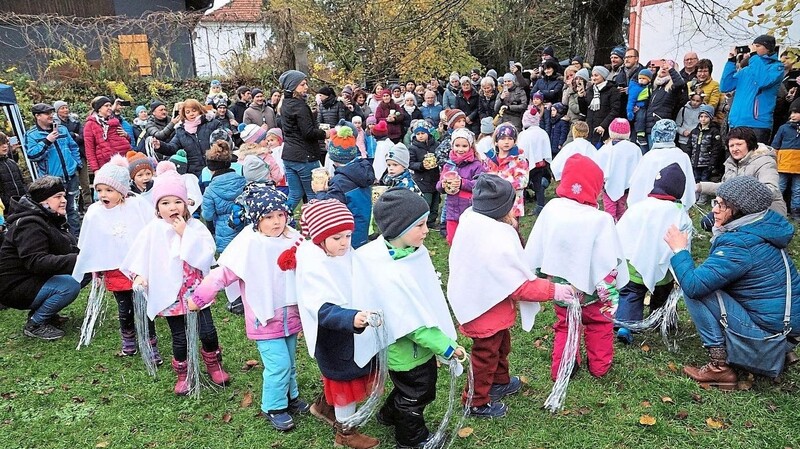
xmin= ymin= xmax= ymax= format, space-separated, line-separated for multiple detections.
xmin=76 ymin=275 xmax=108 ymax=349
xmin=341 ymin=311 xmax=389 ymax=429
xmin=424 ymin=353 xmax=474 ymax=449
xmin=132 ymin=286 xmax=158 ymax=377
xmin=544 ymin=300 xmax=581 ymax=413
xmin=185 ymin=311 xmax=201 ymax=399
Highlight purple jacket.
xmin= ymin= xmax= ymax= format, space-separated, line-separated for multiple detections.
xmin=436 ymin=158 xmax=485 ymax=222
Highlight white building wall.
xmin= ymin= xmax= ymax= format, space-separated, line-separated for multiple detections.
xmin=193 ymin=22 xmax=273 ymax=77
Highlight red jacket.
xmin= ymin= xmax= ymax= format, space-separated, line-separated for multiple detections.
xmin=459 ymin=279 xmax=554 ymax=338
xmin=84 ymin=116 xmax=132 ymax=171
xmin=374 ymin=101 xmax=403 ymax=140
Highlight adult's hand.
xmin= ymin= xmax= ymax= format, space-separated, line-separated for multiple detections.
xmin=46 ymin=129 xmax=58 ymax=143
xmin=664 ymin=224 xmax=689 ymax=252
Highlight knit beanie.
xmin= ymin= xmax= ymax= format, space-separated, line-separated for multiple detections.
xmin=480 ymin=117 xmax=495 ymax=135
xmin=373 ymin=188 xmax=430 ymax=241
xmin=301 ymin=199 xmax=355 ymax=245
xmin=451 ymin=127 xmax=475 ymax=147
xmin=592 ymin=66 xmax=610 ymax=79
xmin=449 ymin=72 xmax=460 ymax=82
xmin=240 ymin=123 xmax=268 ymax=144
xmin=651 ymin=119 xmax=678 ymax=144
xmin=608 ymin=118 xmax=631 ymax=140
xmin=445 ymin=109 xmax=466 ymax=129
xmin=93 ymin=155 xmax=131 ymax=197
xmin=486 ymin=69 xmax=498 ymax=80
xmin=335 ymin=119 xmax=359 ymax=139
xmin=611 ymin=46 xmax=626 ymax=58
xmin=575 ymin=68 xmax=590 ymax=82
xmin=531 ymin=91 xmax=544 ymax=102
xmin=386 ymin=143 xmax=410 ymax=169
xmin=250 ymin=88 xmax=263 ymax=98
xmin=211 ymin=79 xmax=221 ymax=87
xmin=127 ymin=150 xmax=154 ymax=178
xmin=717 ymin=176 xmax=774 ymax=215
xmin=151 ymin=161 xmax=188 ymax=205
xmin=169 ymin=150 xmax=188 ymax=175
xmin=91 ymin=96 xmax=112 ymax=112
xmin=503 ymin=73 xmax=515 ymax=83
xmin=242 ymin=154 xmax=270 ymax=183
xmin=699 ymin=104 xmax=715 ymax=118
xmin=542 ymin=46 xmax=555 ymax=58
xmin=53 ymin=101 xmax=68 ymax=113
xmin=244 ymin=185 xmax=289 ymax=230
xmin=327 ymin=124 xmax=358 ymax=164
xmin=318 ymin=86 xmax=335 ymax=98
xmin=266 ymin=127 xmax=283 ymax=143
xmin=649 ymin=162 xmax=686 ymax=201
xmin=150 ymin=100 xmax=165 ymax=113
xmin=206 ymin=141 xmax=233 ymax=171
xmin=372 ymin=120 xmax=389 ymax=138
xmin=638 ymin=69 xmax=653 ymax=81
xmin=494 ymin=122 xmax=517 ymax=142
xmin=571 ymin=56 xmax=585 ymax=66
xmin=413 ymin=121 xmax=433 ymax=137
xmin=135 ymin=105 xmax=147 ymax=116
xmin=366 ymin=115 xmax=377 ymax=126
xmin=473 ymin=174 xmax=515 ymax=219
xmin=753 ymin=34 xmax=776 ymax=53
xmin=556 ymin=154 xmax=603 ymax=206
xmin=29 ymin=176 xmax=65 ymax=203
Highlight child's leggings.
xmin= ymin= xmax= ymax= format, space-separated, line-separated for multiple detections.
xmin=112 ymin=290 xmax=156 ymax=337
xmin=255 ymin=334 xmax=300 ymax=413
xmin=602 ymin=191 xmax=628 ymax=223
xmin=380 ymin=357 xmax=438 ymax=447
xmin=464 ymin=329 xmax=511 ymax=407
xmin=552 ymin=301 xmax=614 ymax=380
xmin=164 ymin=308 xmax=219 ymax=361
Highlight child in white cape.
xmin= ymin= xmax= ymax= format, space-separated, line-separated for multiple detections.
xmin=550 ymin=121 xmax=596 ymax=181
xmin=594 ymin=118 xmax=642 ymax=222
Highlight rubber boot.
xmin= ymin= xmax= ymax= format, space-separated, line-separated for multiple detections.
xmin=150 ymin=337 xmax=164 ymax=366
xmin=682 ymin=346 xmax=737 ymax=390
xmin=310 ymin=392 xmax=336 ymax=427
xmin=171 ymin=358 xmax=190 ymax=396
xmin=333 ymin=421 xmax=379 ymax=449
xmin=201 ymin=347 xmax=231 ymax=386
xmin=120 ymin=328 xmax=137 ymax=356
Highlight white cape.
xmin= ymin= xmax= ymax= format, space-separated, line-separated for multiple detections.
xmin=524 ymin=198 xmax=629 ymax=294
xmin=616 ymin=197 xmax=692 ymax=291
xmin=72 ymin=195 xmax=154 ymax=281
xmin=517 ymin=126 xmax=552 ymax=165
xmin=447 ymin=208 xmax=540 ymax=330
xmin=120 ymin=218 xmax=216 ymax=319
xmin=551 ymin=138 xmax=597 ymax=181
xmin=217 ymin=227 xmax=301 ymax=325
xmin=627 ymin=146 xmax=696 ymax=207
xmin=351 ymin=237 xmax=458 ymax=368
xmin=372 ymin=139 xmax=394 ymax=179
xmin=595 ymin=140 xmax=642 ymax=201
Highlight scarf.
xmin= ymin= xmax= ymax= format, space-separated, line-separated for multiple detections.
xmin=589 ymin=82 xmax=606 ymax=111
xmin=93 ymin=113 xmax=110 ymax=140
xmin=711 ymin=210 xmax=767 ymax=243
xmin=384 ymin=240 xmax=416 ymax=260
xmin=449 ymin=149 xmax=475 ymax=165
xmin=183 ymin=116 xmax=202 ymax=134
xmin=403 ymin=104 xmax=416 ymax=115
xmin=654 ymin=75 xmax=670 ymax=87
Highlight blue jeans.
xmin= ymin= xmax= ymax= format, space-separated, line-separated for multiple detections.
xmin=29 ymin=275 xmax=81 ymax=325
xmin=616 ymin=280 xmax=672 ymax=325
xmin=693 ymin=166 xmax=713 ymax=183
xmin=779 ymin=173 xmax=800 ymax=213
xmin=65 ymin=175 xmax=81 ymax=237
xmin=284 ymin=160 xmax=320 ymax=213
xmin=256 ymin=334 xmax=300 ymax=413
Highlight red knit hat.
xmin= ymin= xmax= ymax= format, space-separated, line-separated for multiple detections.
xmin=381 ymin=88 xmax=391 ymax=97
xmin=556 ymin=154 xmax=604 ymax=206
xmin=301 ymin=199 xmax=355 ymax=245
xmin=372 ymin=120 xmax=389 ymax=138
xmin=608 ymin=118 xmax=631 ymax=140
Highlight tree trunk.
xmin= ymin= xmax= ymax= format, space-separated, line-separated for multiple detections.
xmin=584 ymin=0 xmax=628 ymax=66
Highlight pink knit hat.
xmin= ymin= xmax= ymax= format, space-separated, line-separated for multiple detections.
xmin=266 ymin=127 xmax=283 ymax=142
xmin=608 ymin=118 xmax=631 ymax=140
xmin=93 ymin=155 xmax=131 ymax=197
xmin=150 ymin=161 xmax=188 ymax=205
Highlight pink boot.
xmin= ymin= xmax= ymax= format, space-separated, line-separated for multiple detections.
xmin=171 ymin=359 xmax=190 ymax=396
xmin=201 ymin=348 xmax=231 ymax=386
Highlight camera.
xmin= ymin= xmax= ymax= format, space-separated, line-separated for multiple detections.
xmin=116 ymin=99 xmax=132 ymax=107
xmin=735 ymin=46 xmax=750 ymax=55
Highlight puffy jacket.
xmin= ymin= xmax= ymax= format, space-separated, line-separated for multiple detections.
xmin=158 ymin=116 xmax=224 ymax=178
xmin=317 ymin=158 xmax=375 ymax=248
xmin=671 ymin=210 xmax=800 ymax=333
xmin=720 ymin=53 xmax=785 ymax=130
xmin=56 ymin=115 xmax=84 ymax=157
xmin=374 ymin=101 xmax=404 ymax=141
xmin=494 ymin=85 xmax=528 ymax=131
xmin=436 ymin=158 xmax=485 ymax=221
xmin=548 ymin=116 xmax=570 ymax=154
xmin=202 ymin=169 xmax=246 ymax=252
xmin=281 ymin=96 xmax=327 ymax=163
xmin=531 ymin=75 xmax=565 ymax=104
xmin=676 ymin=102 xmax=703 ymax=145
xmin=318 ymin=97 xmax=348 ymax=127
xmin=0 ymin=196 xmax=78 ymax=309
xmin=0 ymin=155 xmax=27 ymax=211
xmin=408 ymin=138 xmax=439 ymax=193
xmin=689 ymin=124 xmax=724 ymax=168
xmin=400 ymin=106 xmax=423 ymax=137
xmin=645 ymin=69 xmax=686 ymax=134
xmin=580 ymin=81 xmax=622 ymax=146
xmin=455 ymin=90 xmax=480 ymax=135
xmin=25 ymin=124 xmax=81 ymax=179
xmin=442 ymin=85 xmax=459 ymax=110
xmin=626 ymin=80 xmax=650 ymax=121
xmin=83 ymin=115 xmax=133 ymax=171
xmin=229 ymin=101 xmax=248 ymax=124
xmin=243 ymin=103 xmax=277 ymax=128
xmin=478 ymin=91 xmax=497 ymax=121
xmin=144 ymin=115 xmax=177 ymax=142
xmin=420 ymin=103 xmax=443 ymax=128
xmin=772 ymin=121 xmax=800 ymax=174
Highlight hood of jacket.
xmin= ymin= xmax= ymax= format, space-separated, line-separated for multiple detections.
xmin=209 ymin=170 xmax=247 ymax=201
xmin=733 ymin=209 xmax=794 ymax=249
xmin=335 ymin=158 xmax=374 ymax=188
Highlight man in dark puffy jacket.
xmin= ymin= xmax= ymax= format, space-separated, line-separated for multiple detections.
xmin=317 ymin=86 xmax=348 ymax=127
xmin=144 ymin=101 xmax=179 ymax=148
xmin=229 ymin=86 xmax=251 ymax=124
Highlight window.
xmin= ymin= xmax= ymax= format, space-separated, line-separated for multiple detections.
xmin=244 ymin=32 xmax=256 ymax=50
xmin=118 ymin=34 xmax=152 ymax=76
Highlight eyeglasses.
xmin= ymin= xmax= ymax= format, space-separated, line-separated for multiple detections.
xmin=711 ymin=199 xmax=727 ymax=210
xmin=624 ymin=55 xmax=637 ymax=59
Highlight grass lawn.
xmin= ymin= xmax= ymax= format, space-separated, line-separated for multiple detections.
xmin=2 ymin=200 xmax=800 ymax=449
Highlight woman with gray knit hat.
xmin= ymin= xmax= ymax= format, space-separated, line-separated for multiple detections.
xmin=664 ymin=176 xmax=800 ymax=387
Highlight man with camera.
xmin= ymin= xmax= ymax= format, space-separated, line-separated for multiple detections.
xmin=720 ymin=34 xmax=785 ymax=143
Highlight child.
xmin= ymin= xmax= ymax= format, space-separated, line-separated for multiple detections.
xmin=524 ymin=154 xmax=629 ymax=380
xmin=0 ymin=132 xmax=27 ymax=215
xmin=476 ymin=117 xmax=495 ymax=159
xmin=202 ymin=140 xmax=246 ymax=253
xmin=127 ymin=151 xmax=155 ymax=195
xmin=523 ymin=92 xmax=544 ymax=130
xmin=381 ymin=143 xmax=421 ymax=194
xmin=352 ymin=188 xmax=463 ymax=449
xmin=595 ymin=119 xmax=642 ymax=222
xmin=550 ymin=121 xmax=596 ymax=181
xmin=676 ymin=92 xmax=704 ymax=155
xmin=485 ymin=123 xmax=529 ymax=218
xmin=434 ymin=109 xmax=468 ymax=237
xmin=364 ymin=116 xmax=378 ymax=160
xmin=351 ymin=115 xmax=367 ymax=158
xmin=448 ymin=175 xmax=573 ymax=417
xmin=238 ymin=126 xmax=286 ymax=190
xmin=134 ymin=106 xmax=149 ymax=141
xmin=615 ymin=163 xmax=692 ymax=344
xmin=408 ymin=121 xmax=441 ymax=227
xmin=315 ymin=124 xmax=375 ymax=249
xmin=689 ymin=104 xmax=723 ymax=204
xmin=517 ymin=121 xmax=553 ymax=215
xmin=294 ymin=199 xmax=380 ymax=449
xmin=626 ymin=68 xmax=652 ymax=147
xmin=121 ymin=161 xmax=230 ymax=395
xmin=205 ymin=79 xmax=228 ymax=106
xmin=547 ymin=103 xmax=570 ymax=155
xmin=773 ymin=104 xmax=800 ymax=219
xmin=72 ymin=155 xmax=158 ymax=359
xmin=370 ymin=120 xmax=394 ymax=180
xmin=191 ymin=185 xmax=309 ymax=431
xmin=436 ymin=128 xmax=485 ymax=245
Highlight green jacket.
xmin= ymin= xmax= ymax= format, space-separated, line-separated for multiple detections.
xmin=388 ymin=326 xmax=457 ymax=372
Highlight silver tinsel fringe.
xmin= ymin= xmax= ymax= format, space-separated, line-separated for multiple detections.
xmin=185 ymin=311 xmax=201 ymax=399
xmin=132 ymin=286 xmax=158 ymax=377
xmin=544 ymin=301 xmax=581 ymax=413
xmin=424 ymin=353 xmax=474 ymax=449
xmin=341 ymin=312 xmax=389 ymax=429
xmin=76 ymin=275 xmax=107 ymax=349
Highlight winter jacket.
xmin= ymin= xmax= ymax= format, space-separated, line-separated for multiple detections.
xmin=388 ymin=326 xmax=457 ymax=372
xmin=25 ymin=124 xmax=81 ymax=179
xmin=626 ymin=80 xmax=650 ymax=121
xmin=229 ymin=101 xmax=249 ymax=124
xmin=671 ymin=210 xmax=800 ymax=333
xmin=83 ymin=115 xmax=133 ymax=171
xmin=676 ymin=102 xmax=703 ymax=145
xmin=455 ymin=90 xmax=480 ymax=135
xmin=549 ymin=116 xmax=570 ymax=154
xmin=478 ymin=91 xmax=497 ymax=121
xmin=144 ymin=115 xmax=177 ymax=142
xmin=531 ymin=75 xmax=565 ymax=104
xmin=772 ymin=121 xmax=800 ymax=174
xmin=56 ymin=115 xmax=84 ymax=157
xmin=460 ymin=280 xmax=555 ymax=338
xmin=374 ymin=101 xmax=404 ymax=141
xmin=644 ymin=69 xmax=686 ymax=135
xmin=698 ymin=144 xmax=787 ymax=216
xmin=400 ymin=106 xmax=423 ymax=138
xmin=158 ymin=116 xmax=224 ymax=178
xmin=0 ymin=196 xmax=78 ymax=309
xmin=318 ymin=97 xmax=348 ymax=127
xmin=442 ymin=85 xmax=459 ymax=110
xmin=408 ymin=138 xmax=440 ymax=193
xmin=580 ymin=81 xmax=622 ymax=146
xmin=494 ymin=85 xmax=528 ymax=131
xmin=689 ymin=78 xmax=721 ymax=109
xmin=420 ymin=103 xmax=443 ymax=128
xmin=316 ymin=302 xmax=372 ymax=380
xmin=485 ymin=146 xmax=529 ymax=216
xmin=689 ymin=123 xmax=724 ymax=169
xmin=436 ymin=157 xmax=484 ymax=222
xmin=202 ymin=169 xmax=246 ymax=252
xmin=281 ymin=96 xmax=327 ymax=163
xmin=0 ymin=155 xmax=27 ymax=212
xmin=243 ymin=103 xmax=277 ymax=129
xmin=721 ymin=53 xmax=785 ymax=131
xmin=317 ymin=158 xmax=375 ymax=248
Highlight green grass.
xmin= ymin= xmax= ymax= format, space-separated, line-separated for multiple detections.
xmin=2 ymin=201 xmax=800 ymax=449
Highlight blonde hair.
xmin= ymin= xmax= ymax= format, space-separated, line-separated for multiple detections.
xmin=236 ymin=142 xmax=267 ymax=158
xmin=571 ymin=121 xmax=589 ymax=138
xmin=179 ymin=99 xmax=204 ymax=121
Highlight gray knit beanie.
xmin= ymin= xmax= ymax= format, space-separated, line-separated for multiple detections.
xmin=717 ymin=176 xmax=773 ymax=215
xmin=386 ymin=143 xmax=410 ymax=169
xmin=472 ymin=174 xmax=516 ymax=219
xmin=373 ymin=188 xmax=429 ymax=241
xmin=279 ymin=70 xmax=307 ymax=93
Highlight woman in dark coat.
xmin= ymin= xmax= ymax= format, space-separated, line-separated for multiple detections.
xmin=153 ymin=98 xmax=223 ymax=178
xmin=579 ymin=66 xmax=622 ymax=147
xmin=646 ymin=61 xmax=687 ymax=142
xmin=455 ymin=76 xmax=480 ymax=135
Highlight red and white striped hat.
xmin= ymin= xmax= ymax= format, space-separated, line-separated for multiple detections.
xmin=301 ymin=199 xmax=355 ymax=245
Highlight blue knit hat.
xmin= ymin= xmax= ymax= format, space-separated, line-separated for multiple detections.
xmin=412 ymin=120 xmax=432 ymax=137
xmin=651 ymin=119 xmax=678 ymax=144
xmin=611 ymin=46 xmax=626 ymax=58
xmin=244 ymin=185 xmax=290 ymax=231
xmin=699 ymin=104 xmax=715 ymax=118
xmin=135 ymin=105 xmax=147 ymax=115
xmin=638 ymin=69 xmax=653 ymax=80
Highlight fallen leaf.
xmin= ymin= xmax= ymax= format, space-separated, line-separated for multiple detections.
xmin=519 ymin=376 xmax=529 ymax=385
xmin=203 ymin=414 xmax=214 ymax=421
xmin=641 ymin=401 xmax=652 ymax=408
xmin=534 ymin=339 xmax=543 ymax=348
xmin=576 ymin=407 xmax=591 ymax=415
xmin=96 ymin=442 xmax=109 ymax=448
xmin=691 ymin=393 xmax=703 ymax=403
xmin=737 ymin=380 xmax=753 ymax=391
xmin=661 ymin=396 xmax=674 ymax=404
xmin=222 ymin=317 xmax=230 ymax=323
xmin=744 ymin=420 xmax=754 ymax=429
xmin=699 ymin=383 xmax=712 ymax=390
xmin=246 ymin=359 xmax=259 ymax=367
xmin=639 ymin=414 xmax=656 ymax=426
xmin=240 ymin=391 xmax=253 ymax=408
xmin=675 ymin=410 xmax=689 ymax=420
xmin=767 ymin=403 xmax=778 ymax=412
xmin=429 ymin=250 xmax=436 ymax=256
xmin=457 ymin=427 xmax=473 ymax=438
xmin=61 ymin=384 xmax=70 ymax=391
xmin=667 ymin=362 xmax=678 ymax=372
xmin=1 ymin=392 xmax=17 ymax=400
xmin=706 ymin=417 xmax=724 ymax=429
xmin=72 ymin=396 xmax=85 ymax=403
xmin=222 ymin=412 xmax=232 ymax=423
xmin=36 ymin=387 xmax=55 ymax=395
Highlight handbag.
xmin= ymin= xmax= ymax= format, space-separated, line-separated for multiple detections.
xmin=716 ymin=250 xmax=793 ymax=378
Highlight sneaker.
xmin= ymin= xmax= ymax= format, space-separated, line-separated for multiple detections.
xmin=489 ymin=376 xmax=522 ymax=401
xmin=262 ymin=411 xmax=295 ymax=432
xmin=467 ymin=401 xmax=508 ymax=418
xmin=616 ymin=327 xmax=634 ymax=345
xmin=287 ymin=397 xmax=310 ymax=415
xmin=23 ymin=320 xmax=65 ymax=341
xmin=227 ymin=297 xmax=244 ymax=315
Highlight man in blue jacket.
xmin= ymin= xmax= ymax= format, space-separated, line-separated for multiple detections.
xmin=24 ymin=103 xmax=82 ymax=236
xmin=720 ymin=34 xmax=785 ymax=144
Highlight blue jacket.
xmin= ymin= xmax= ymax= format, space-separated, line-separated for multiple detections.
xmin=626 ymin=79 xmax=649 ymax=121
xmin=720 ymin=53 xmax=785 ymax=130
xmin=549 ymin=117 xmax=570 ymax=155
xmin=201 ymin=169 xmax=246 ymax=252
xmin=420 ymin=103 xmax=443 ymax=128
xmin=671 ymin=210 xmax=800 ymax=333
xmin=116 ymin=114 xmax=137 ymax=147
xmin=314 ymin=303 xmax=373 ymax=381
xmin=318 ymin=158 xmax=375 ymax=249
xmin=25 ymin=124 xmax=81 ymax=179
xmin=771 ymin=121 xmax=800 ymax=150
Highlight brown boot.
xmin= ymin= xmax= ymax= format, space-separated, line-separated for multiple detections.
xmin=333 ymin=421 xmax=379 ymax=449
xmin=683 ymin=346 xmax=737 ymax=390
xmin=310 ymin=392 xmax=336 ymax=427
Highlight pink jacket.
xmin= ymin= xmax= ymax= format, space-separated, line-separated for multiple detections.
xmin=193 ymin=266 xmax=302 ymax=340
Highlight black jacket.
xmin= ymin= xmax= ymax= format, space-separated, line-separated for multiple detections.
xmin=646 ymin=68 xmax=687 ymax=133
xmin=401 ymin=107 xmax=423 ymax=138
xmin=408 ymin=138 xmax=439 ymax=193
xmin=229 ymin=100 xmax=248 ymax=124
xmin=318 ymin=97 xmax=348 ymax=127
xmin=159 ymin=116 xmax=223 ymax=177
xmin=478 ymin=91 xmax=497 ymax=121
xmin=0 ymin=155 xmax=26 ymax=213
xmin=0 ymin=196 xmax=78 ymax=309
xmin=580 ymin=81 xmax=622 ymax=146
xmin=455 ymin=90 xmax=480 ymax=135
xmin=60 ymin=117 xmax=84 ymax=157
xmin=690 ymin=124 xmax=724 ymax=168
xmin=281 ymin=96 xmax=327 ymax=163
